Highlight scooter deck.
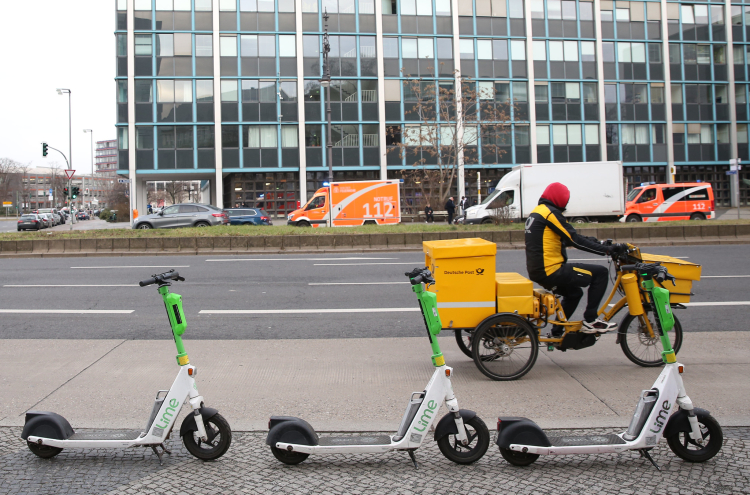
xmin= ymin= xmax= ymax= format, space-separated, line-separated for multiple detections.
xmin=318 ymin=435 xmax=392 ymax=446
xmin=68 ymin=430 xmax=142 ymax=441
xmin=546 ymin=434 xmax=626 ymax=447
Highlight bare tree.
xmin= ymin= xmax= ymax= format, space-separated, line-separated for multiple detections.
xmin=164 ymin=181 xmax=190 ymax=205
xmin=386 ymin=74 xmax=519 ymax=210
xmin=0 ymin=158 xmax=21 ymax=209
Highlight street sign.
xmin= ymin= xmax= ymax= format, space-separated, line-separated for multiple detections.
xmin=64 ymin=169 xmax=76 ymax=180
xmin=726 ymin=171 xmax=737 ymax=175
xmin=2 ymin=202 xmax=11 ymax=207
xmin=48 ymin=188 xmax=53 ymax=195
xmin=118 ymin=178 xmax=131 ymax=184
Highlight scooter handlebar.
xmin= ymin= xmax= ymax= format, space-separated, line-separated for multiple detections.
xmin=139 ymin=269 xmax=185 ymax=287
xmin=405 ymin=267 xmax=435 ymax=286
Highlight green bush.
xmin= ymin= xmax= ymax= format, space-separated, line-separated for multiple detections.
xmin=99 ymin=209 xmax=112 ymax=221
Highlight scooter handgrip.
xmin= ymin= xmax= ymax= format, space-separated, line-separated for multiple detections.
xmin=139 ymin=276 xmax=158 ymax=287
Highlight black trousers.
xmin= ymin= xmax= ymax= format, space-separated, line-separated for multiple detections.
xmin=425 ymin=213 xmax=434 ymax=222
xmin=447 ymin=211 xmax=454 ymax=224
xmin=539 ymin=263 xmax=609 ymax=322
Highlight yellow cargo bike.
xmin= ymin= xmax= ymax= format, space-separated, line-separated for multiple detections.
xmin=423 ymin=238 xmax=701 ymax=381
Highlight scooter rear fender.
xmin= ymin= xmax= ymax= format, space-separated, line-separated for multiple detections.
xmin=266 ymin=416 xmax=319 ymax=447
xmin=663 ymin=407 xmax=711 ymax=438
xmin=496 ymin=417 xmax=551 ymax=449
xmin=179 ymin=407 xmax=219 ymax=437
xmin=434 ymin=410 xmax=476 ymax=441
xmin=21 ymin=411 xmax=74 ymax=441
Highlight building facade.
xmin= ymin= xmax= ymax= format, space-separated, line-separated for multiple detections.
xmin=95 ymin=139 xmax=120 ymax=176
xmin=15 ymin=169 xmax=114 ymax=212
xmin=115 ymin=0 xmax=750 ymax=216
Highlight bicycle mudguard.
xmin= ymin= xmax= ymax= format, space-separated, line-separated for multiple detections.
xmin=179 ymin=407 xmax=219 ymax=437
xmin=433 ymin=410 xmax=476 ymax=441
xmin=495 ymin=417 xmax=551 ymax=448
xmin=21 ymin=411 xmax=74 ymax=441
xmin=663 ymin=407 xmax=711 ymax=438
xmin=266 ymin=416 xmax=319 ymax=446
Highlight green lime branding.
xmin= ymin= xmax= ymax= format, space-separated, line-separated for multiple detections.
xmin=649 ymin=400 xmax=672 ymax=433
xmin=412 ymin=400 xmax=438 ymax=432
xmin=155 ymin=398 xmax=180 ymax=430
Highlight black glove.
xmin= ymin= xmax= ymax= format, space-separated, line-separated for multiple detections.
xmin=607 ymin=243 xmax=628 ymax=256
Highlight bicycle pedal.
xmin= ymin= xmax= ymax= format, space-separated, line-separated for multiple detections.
xmin=547 ymin=345 xmax=555 ymax=352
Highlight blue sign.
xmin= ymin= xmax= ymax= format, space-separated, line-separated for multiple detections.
xmin=49 ymin=189 xmax=53 ymax=195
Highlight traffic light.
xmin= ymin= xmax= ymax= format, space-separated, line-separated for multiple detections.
xmin=72 ymin=187 xmax=79 ymax=199
xmin=63 ymin=187 xmax=69 ymax=197
xmin=42 ymin=143 xmax=48 ymax=157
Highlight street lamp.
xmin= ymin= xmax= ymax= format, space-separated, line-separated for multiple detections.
xmin=56 ymin=88 xmax=74 ymax=230
xmin=321 ymin=10 xmax=334 ymax=227
xmin=84 ymin=129 xmax=93 ymax=210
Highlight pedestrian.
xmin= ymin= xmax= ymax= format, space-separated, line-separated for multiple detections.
xmin=459 ymin=196 xmax=468 ymax=215
xmin=147 ymin=203 xmax=153 ymax=214
xmin=424 ymin=203 xmax=434 ymax=223
xmin=472 ymin=198 xmax=478 ymax=206
xmin=445 ymin=197 xmax=455 ymax=225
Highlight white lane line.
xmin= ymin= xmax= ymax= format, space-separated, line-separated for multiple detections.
xmin=4 ymin=285 xmax=138 ymax=288
xmin=568 ymin=256 xmax=690 ymax=261
xmin=206 ymin=257 xmax=398 ymax=262
xmin=701 ymin=276 xmax=750 ymax=278
xmin=200 ymin=308 xmax=419 ymax=314
xmin=308 ymin=282 xmax=410 ymax=286
xmin=70 ymin=266 xmax=190 ymax=269
xmin=314 ymin=262 xmax=421 ymax=266
xmin=0 ymin=309 xmax=134 ymax=314
xmin=683 ymin=302 xmax=750 ymax=307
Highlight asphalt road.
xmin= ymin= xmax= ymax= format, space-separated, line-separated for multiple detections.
xmin=0 ymin=244 xmax=747 ymax=340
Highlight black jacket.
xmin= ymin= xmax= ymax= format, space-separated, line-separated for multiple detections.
xmin=424 ymin=206 xmax=433 ymax=214
xmin=445 ymin=200 xmax=455 ymax=213
xmin=525 ymin=199 xmax=608 ymax=282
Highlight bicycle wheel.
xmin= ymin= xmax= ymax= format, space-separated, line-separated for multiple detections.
xmin=472 ymin=314 xmax=539 ymax=381
xmin=666 ymin=411 xmax=723 ymax=462
xmin=454 ymin=329 xmax=474 ymax=358
xmin=619 ymin=309 xmax=683 ymax=367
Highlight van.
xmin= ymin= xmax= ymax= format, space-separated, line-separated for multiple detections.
xmin=287 ymin=180 xmax=401 ymax=227
xmin=622 ymin=182 xmax=714 ymax=222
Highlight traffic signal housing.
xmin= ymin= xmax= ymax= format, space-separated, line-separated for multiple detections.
xmin=72 ymin=187 xmax=79 ymax=199
xmin=63 ymin=187 xmax=69 ymax=197
xmin=42 ymin=143 xmax=48 ymax=157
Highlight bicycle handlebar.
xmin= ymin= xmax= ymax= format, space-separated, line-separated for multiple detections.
xmin=621 ymin=262 xmax=676 ymax=285
xmin=139 ymin=269 xmax=185 ymax=287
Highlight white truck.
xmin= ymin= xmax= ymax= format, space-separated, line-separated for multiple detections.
xmin=462 ymin=161 xmax=626 ymax=224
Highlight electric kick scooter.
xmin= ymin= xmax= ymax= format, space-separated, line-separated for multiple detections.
xmin=496 ymin=262 xmax=723 ymax=469
xmin=266 ymin=267 xmax=490 ymax=468
xmin=22 ymin=270 xmax=232 ymax=464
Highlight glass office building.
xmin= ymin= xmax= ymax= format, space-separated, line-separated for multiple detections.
xmin=115 ymin=0 xmax=750 ymax=215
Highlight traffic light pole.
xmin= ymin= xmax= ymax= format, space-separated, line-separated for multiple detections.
xmin=45 ymin=145 xmax=75 ymax=229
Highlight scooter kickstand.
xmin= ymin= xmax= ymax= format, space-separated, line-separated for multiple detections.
xmin=639 ymin=449 xmax=661 ymax=471
xmin=151 ymin=445 xmax=165 ymax=465
xmin=160 ymin=443 xmax=172 ymax=455
xmin=407 ymin=450 xmax=418 ymax=470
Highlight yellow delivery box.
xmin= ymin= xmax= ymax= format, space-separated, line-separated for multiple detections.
xmin=423 ymin=238 xmax=497 ymax=329
xmin=495 ymin=272 xmax=535 ymax=315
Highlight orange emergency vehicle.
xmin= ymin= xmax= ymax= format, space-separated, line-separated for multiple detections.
xmin=622 ymin=182 xmax=715 ymax=222
xmin=287 ymin=180 xmax=401 ymax=227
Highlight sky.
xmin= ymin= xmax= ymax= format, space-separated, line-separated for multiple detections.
xmin=0 ymin=1 xmax=114 ymax=175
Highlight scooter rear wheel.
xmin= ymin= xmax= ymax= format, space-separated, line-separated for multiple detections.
xmin=183 ymin=413 xmax=232 ymax=461
xmin=499 ymin=447 xmax=539 ymax=466
xmin=437 ymin=416 xmax=490 ymax=465
xmin=666 ymin=411 xmax=723 ymax=463
xmin=27 ymin=441 xmax=62 ymax=459
xmin=271 ymin=446 xmax=310 ymax=465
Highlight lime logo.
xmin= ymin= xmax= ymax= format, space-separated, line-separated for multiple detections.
xmin=476 ymin=268 xmax=485 ymax=275
xmin=412 ymin=400 xmax=438 ymax=432
xmin=154 ymin=398 xmax=180 ymax=430
xmin=648 ymin=400 xmax=671 ymax=434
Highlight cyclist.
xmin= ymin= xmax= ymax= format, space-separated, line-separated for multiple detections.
xmin=525 ymin=182 xmax=625 ymax=336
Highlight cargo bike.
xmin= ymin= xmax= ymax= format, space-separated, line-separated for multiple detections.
xmin=422 ymin=239 xmax=702 ymax=381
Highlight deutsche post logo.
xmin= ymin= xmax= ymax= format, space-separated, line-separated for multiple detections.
xmin=476 ymin=268 xmax=485 ymax=275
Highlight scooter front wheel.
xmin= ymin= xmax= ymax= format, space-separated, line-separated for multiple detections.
xmin=271 ymin=446 xmax=310 ymax=465
xmin=666 ymin=411 xmax=723 ymax=463
xmin=27 ymin=441 xmax=62 ymax=459
xmin=183 ymin=413 xmax=232 ymax=461
xmin=499 ymin=447 xmax=539 ymax=466
xmin=437 ymin=416 xmax=490 ymax=464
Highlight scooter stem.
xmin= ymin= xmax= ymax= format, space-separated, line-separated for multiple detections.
xmin=412 ymin=283 xmax=444 ymax=367
xmin=158 ymin=284 xmax=189 ymax=366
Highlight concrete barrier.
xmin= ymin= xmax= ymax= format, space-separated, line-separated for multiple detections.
xmin=0 ymin=223 xmax=748 ymax=257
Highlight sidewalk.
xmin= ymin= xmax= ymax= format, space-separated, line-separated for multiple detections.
xmin=2 ymin=331 xmax=747 ymax=431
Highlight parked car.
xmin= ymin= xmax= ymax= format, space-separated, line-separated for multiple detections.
xmin=132 ymin=203 xmax=230 ymax=229
xmin=38 ymin=208 xmax=63 ymax=225
xmin=38 ymin=213 xmax=53 ymax=228
xmin=17 ymin=214 xmax=43 ymax=231
xmin=226 ymin=208 xmax=272 ymax=226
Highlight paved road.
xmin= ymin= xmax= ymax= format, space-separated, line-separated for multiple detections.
xmin=0 ymin=244 xmax=747 ymax=340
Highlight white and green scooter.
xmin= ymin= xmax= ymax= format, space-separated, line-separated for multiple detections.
xmin=22 ymin=270 xmax=231 ymax=464
xmin=496 ymin=262 xmax=722 ymax=469
xmin=266 ymin=267 xmax=490 ymax=468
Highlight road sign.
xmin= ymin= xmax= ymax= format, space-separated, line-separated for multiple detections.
xmin=64 ymin=169 xmax=76 ymax=180
xmin=118 ymin=178 xmax=131 ymax=184
xmin=2 ymin=202 xmax=11 ymax=207
xmin=726 ymin=171 xmax=737 ymax=175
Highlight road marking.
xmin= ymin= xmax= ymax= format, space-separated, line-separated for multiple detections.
xmin=568 ymin=256 xmax=689 ymax=261
xmin=701 ymin=275 xmax=750 ymax=278
xmin=199 ymin=308 xmax=419 ymax=314
xmin=70 ymin=266 xmax=190 ymax=269
xmin=0 ymin=309 xmax=134 ymax=314
xmin=4 ymin=284 xmax=138 ymax=288
xmin=683 ymin=301 xmax=750 ymax=307
xmin=308 ymin=282 xmax=410 ymax=286
xmin=314 ymin=262 xmax=422 ymax=266
xmin=206 ymin=257 xmax=398 ymax=262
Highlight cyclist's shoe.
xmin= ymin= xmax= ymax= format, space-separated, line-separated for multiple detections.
xmin=581 ymin=319 xmax=617 ymax=334
xmin=550 ymin=325 xmax=565 ymax=338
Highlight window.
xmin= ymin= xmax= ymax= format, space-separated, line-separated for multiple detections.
xmin=220 ymin=36 xmax=237 ymax=57
xmin=196 ymin=36 xmax=213 ymax=57
xmin=510 ymin=40 xmax=525 ymax=60
xmin=221 ymin=80 xmax=238 ymax=101
xmin=196 ymin=80 xmax=213 ymax=102
xmin=135 ymin=35 xmax=152 ymax=56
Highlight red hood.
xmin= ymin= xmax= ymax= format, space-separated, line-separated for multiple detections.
xmin=540 ymin=182 xmax=570 ymax=210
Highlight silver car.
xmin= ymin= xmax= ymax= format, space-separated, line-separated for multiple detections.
xmin=132 ymin=203 xmax=230 ymax=229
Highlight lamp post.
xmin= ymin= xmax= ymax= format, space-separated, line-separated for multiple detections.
xmin=84 ymin=129 xmax=93 ymax=211
xmin=56 ymin=88 xmax=74 ymax=230
xmin=321 ymin=10 xmax=334 ymax=227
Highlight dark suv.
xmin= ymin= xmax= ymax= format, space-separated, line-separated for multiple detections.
xmin=133 ymin=203 xmax=230 ymax=229
xmin=226 ymin=208 xmax=272 ymax=226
